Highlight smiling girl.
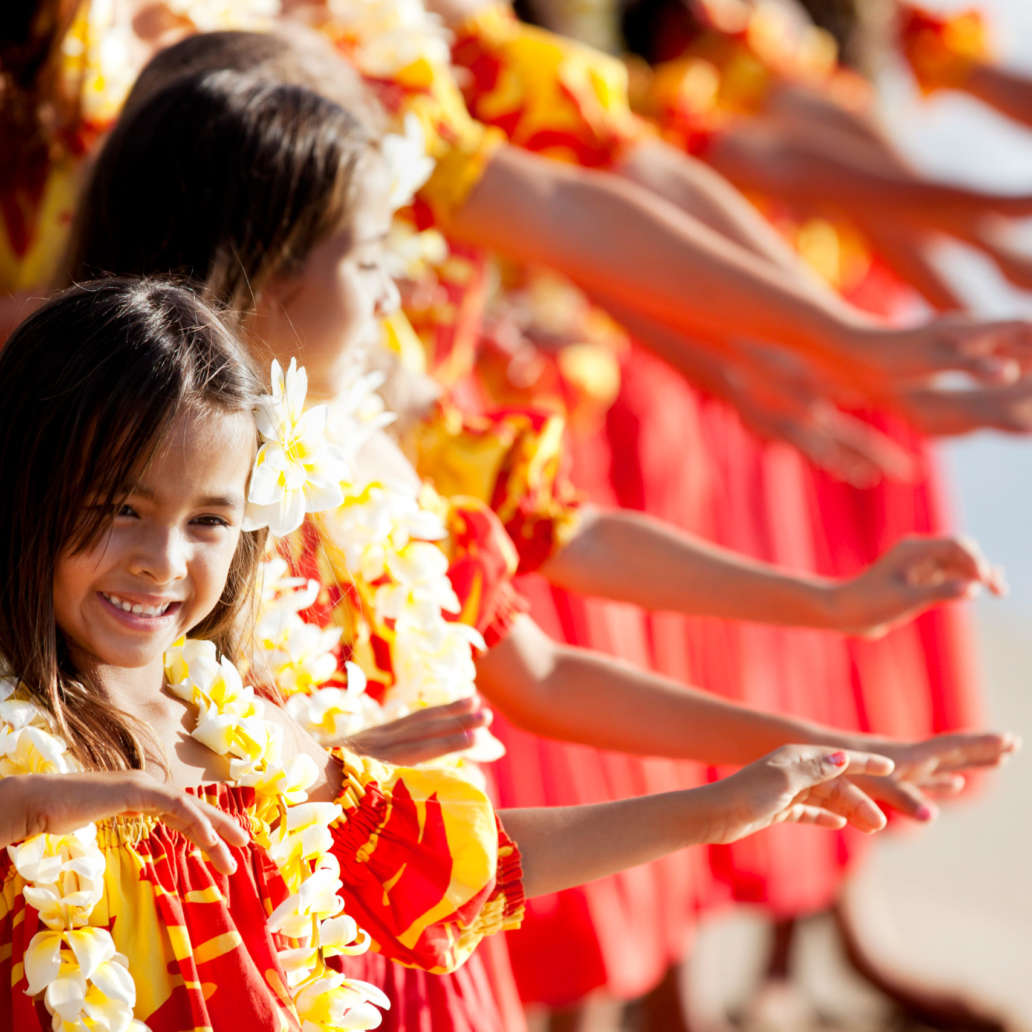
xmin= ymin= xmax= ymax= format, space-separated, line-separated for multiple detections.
xmin=0 ymin=278 xmax=913 ymax=1032
xmin=56 ymin=55 xmax=1021 ymax=1030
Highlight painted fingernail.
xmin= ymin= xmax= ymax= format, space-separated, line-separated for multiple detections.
xmin=915 ymin=804 xmax=935 ymax=822
xmin=826 ymin=751 xmax=847 ymax=767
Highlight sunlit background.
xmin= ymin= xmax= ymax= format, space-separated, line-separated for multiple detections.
xmin=688 ymin=1 xmax=1032 ymax=1025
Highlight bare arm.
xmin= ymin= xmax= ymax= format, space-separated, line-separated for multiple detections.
xmin=963 ymin=61 xmax=1032 ymax=132
xmin=502 ymin=745 xmax=890 ymax=897
xmin=450 ymin=146 xmax=1032 ymax=388
xmin=476 ymin=614 xmax=860 ymax=763
xmin=708 ymin=121 xmax=1032 ymax=232
xmin=451 ymin=145 xmax=875 ymax=376
xmin=543 ymin=507 xmax=1000 ymax=633
xmin=614 ymin=138 xmax=816 ymax=279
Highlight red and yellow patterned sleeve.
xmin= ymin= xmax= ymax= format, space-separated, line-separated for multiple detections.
xmin=410 ymin=402 xmax=582 ymax=575
xmin=330 ymin=747 xmax=525 ymax=972
xmin=439 ymin=492 xmax=529 ymax=646
xmin=897 ymin=3 xmax=991 ymax=96
xmin=356 ymin=56 xmax=505 ymax=226
xmin=450 ymin=3 xmax=647 ymax=167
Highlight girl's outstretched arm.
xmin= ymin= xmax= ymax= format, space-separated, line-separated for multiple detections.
xmin=504 ymin=745 xmax=890 ymax=897
xmin=541 ymin=508 xmax=1004 ymax=635
xmin=449 ymin=146 xmax=1032 ymax=390
xmin=473 ymin=615 xmax=1017 ymax=819
xmin=0 ymin=771 xmax=248 ymax=873
xmin=962 ymin=62 xmax=1032 ymax=132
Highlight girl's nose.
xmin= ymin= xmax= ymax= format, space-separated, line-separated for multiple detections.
xmin=129 ymin=527 xmax=188 ymax=584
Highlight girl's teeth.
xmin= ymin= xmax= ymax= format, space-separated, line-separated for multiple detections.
xmin=104 ymin=593 xmax=169 ymax=617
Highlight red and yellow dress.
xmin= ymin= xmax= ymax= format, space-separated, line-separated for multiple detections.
xmin=0 ymin=752 xmax=523 ymax=1030
xmin=321 ymin=12 xmax=705 ymax=1004
xmin=408 ymin=398 xmax=711 ymax=1006
xmin=627 ymin=0 xmax=984 ymax=853
xmin=280 ymin=486 xmax=530 ymax=1032
xmin=0 ymin=1 xmax=125 ymax=301
xmin=445 ymin=4 xmax=965 ymax=928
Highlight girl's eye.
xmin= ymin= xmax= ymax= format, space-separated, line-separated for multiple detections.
xmin=115 ymin=504 xmax=138 ymax=518
xmin=192 ymin=515 xmax=231 ymax=529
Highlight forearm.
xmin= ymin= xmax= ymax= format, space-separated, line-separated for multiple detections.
xmin=500 ymin=787 xmax=718 ymax=897
xmin=475 ymin=616 xmax=851 ymax=764
xmin=451 ymin=146 xmax=874 ymax=371
xmin=708 ymin=125 xmax=1032 ymax=229
xmin=963 ymin=62 xmax=1032 ymax=131
xmin=614 ymin=139 xmax=816 ymax=280
xmin=543 ymin=507 xmax=837 ymax=626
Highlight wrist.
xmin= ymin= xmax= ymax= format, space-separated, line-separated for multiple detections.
xmin=684 ymin=780 xmax=741 ymax=846
xmin=792 ymin=576 xmax=845 ymax=630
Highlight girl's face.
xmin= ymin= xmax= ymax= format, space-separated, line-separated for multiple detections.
xmin=250 ymin=181 xmax=400 ymax=402
xmin=53 ymin=408 xmax=255 ymax=673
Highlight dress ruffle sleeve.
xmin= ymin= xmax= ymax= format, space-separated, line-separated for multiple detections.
xmin=450 ymin=3 xmax=646 ymax=168
xmin=330 ymin=747 xmax=525 ymax=973
xmin=897 ymin=3 xmax=990 ymax=96
xmin=410 ymin=402 xmax=583 ymax=575
xmin=437 ymin=491 xmax=530 ymax=646
xmin=361 ymin=57 xmax=506 ymax=227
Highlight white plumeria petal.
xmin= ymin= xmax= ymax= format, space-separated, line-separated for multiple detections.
xmin=23 ymin=930 xmax=64 ymax=995
xmin=64 ymin=927 xmax=116 ymax=981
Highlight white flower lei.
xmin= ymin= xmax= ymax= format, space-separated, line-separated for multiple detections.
xmin=253 ymin=367 xmax=504 ymax=763
xmin=0 ymin=682 xmax=143 ymax=1032
xmin=1 ymin=643 xmax=388 ymax=1032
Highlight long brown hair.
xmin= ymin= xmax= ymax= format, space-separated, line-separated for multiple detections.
xmin=64 ymin=66 xmax=378 ymax=316
xmin=0 ymin=278 xmax=267 ymax=770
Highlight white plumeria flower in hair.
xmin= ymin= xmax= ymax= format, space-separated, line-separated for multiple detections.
xmin=245 ymin=359 xmax=351 ymax=536
xmin=379 ymin=114 xmax=435 ymax=212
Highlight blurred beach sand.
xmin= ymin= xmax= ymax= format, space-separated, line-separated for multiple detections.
xmin=687 ymin=610 xmax=1032 ymax=1029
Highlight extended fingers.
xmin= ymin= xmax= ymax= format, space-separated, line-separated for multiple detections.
xmin=147 ymin=792 xmax=245 ymax=875
xmin=777 ymin=804 xmax=847 ymax=830
xmin=917 ymin=731 xmax=1020 ymax=773
xmin=806 ymin=777 xmax=886 ymax=833
xmin=772 ymin=745 xmax=894 ymax=793
xmin=949 ymin=318 xmax=1032 ymax=382
xmin=895 ymin=535 xmax=997 ymax=587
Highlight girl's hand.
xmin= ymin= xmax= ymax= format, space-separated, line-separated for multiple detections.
xmin=703 ymin=746 xmax=895 ymax=845
xmin=0 ymin=771 xmax=249 ymax=875
xmin=849 ymin=731 xmax=1020 ymax=822
xmin=716 ymin=343 xmax=914 ymax=487
xmin=853 ymin=315 xmax=1032 ymax=387
xmin=829 ymin=535 xmax=1006 ymax=638
xmin=343 ymin=697 xmax=492 ymax=765
xmin=904 ymin=377 xmax=1032 ymax=437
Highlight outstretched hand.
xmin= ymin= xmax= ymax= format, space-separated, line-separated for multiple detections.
xmin=857 ymin=315 xmax=1032 ymax=387
xmin=703 ymin=745 xmax=895 ymax=845
xmin=344 ymin=697 xmax=492 ymax=765
xmin=850 ymin=731 xmax=1020 ymax=822
xmin=904 ymin=376 xmax=1032 ymax=437
xmin=720 ymin=342 xmax=915 ymax=487
xmin=831 ymin=535 xmax=1005 ymax=638
xmin=0 ymin=771 xmax=250 ymax=875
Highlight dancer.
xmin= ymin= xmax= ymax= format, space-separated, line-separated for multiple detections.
xmin=0 ymin=277 xmax=917 ymax=1031
xmin=64 ymin=58 xmax=1019 ymax=1029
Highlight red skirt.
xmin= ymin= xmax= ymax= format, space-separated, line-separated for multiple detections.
xmin=489 ymin=384 xmax=706 ymax=1006
xmin=340 ymin=934 xmax=527 ymax=1032
xmin=606 ymin=343 xmax=869 ymax=918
